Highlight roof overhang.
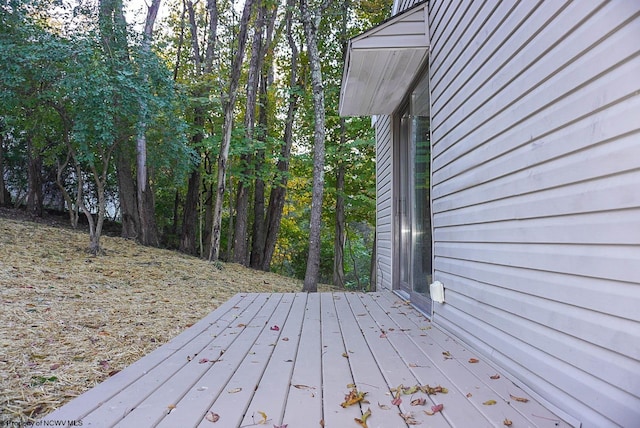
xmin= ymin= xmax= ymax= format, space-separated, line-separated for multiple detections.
xmin=339 ymin=1 xmax=429 ymax=117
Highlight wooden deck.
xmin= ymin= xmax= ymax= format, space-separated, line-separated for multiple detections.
xmin=41 ymin=292 xmax=571 ymax=427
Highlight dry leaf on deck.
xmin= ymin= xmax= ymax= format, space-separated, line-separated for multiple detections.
xmin=410 ymin=398 xmax=426 ymax=406
xmin=341 ymin=388 xmax=368 ymax=408
xmin=468 ymin=358 xmax=479 ymax=363
xmin=482 ymin=399 xmax=497 ymax=405
xmin=270 ymin=325 xmax=280 ymax=331
xmin=424 ymin=403 xmax=443 ymax=416
xmin=228 ymin=387 xmax=242 ymax=394
xmin=256 ymin=411 xmax=268 ymax=424
xmin=503 ymin=418 xmax=513 ymax=426
xmin=490 ymin=374 xmax=500 ymax=380
xmin=420 ymin=384 xmax=448 ymax=395
xmin=510 ymin=394 xmax=529 ymax=403
xmin=399 ymin=412 xmax=421 ymax=425
xmin=205 ymin=412 xmax=220 ymax=423
xmin=354 ymin=407 xmax=371 ymax=428
xmin=391 ymin=396 xmax=402 ymax=406
xmin=378 ymin=402 xmax=391 ymax=410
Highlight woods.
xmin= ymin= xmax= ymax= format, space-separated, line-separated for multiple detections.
xmin=0 ymin=0 xmax=391 ymax=289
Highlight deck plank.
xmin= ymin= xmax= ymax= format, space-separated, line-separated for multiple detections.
xmin=237 ymin=292 xmax=307 ymax=427
xmin=333 ymin=293 xmax=408 ymax=428
xmin=319 ymin=293 xmax=360 ymax=427
xmin=280 ymin=292 xmax=323 ymax=426
xmin=40 ymin=292 xmax=572 ymax=428
xmin=375 ymin=292 xmax=572 ymax=427
xmin=105 ymin=293 xmax=271 ymax=427
xmin=155 ymin=293 xmax=282 ymax=427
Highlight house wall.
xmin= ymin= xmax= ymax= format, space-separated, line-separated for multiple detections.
xmin=426 ymin=1 xmax=640 ymax=427
xmin=375 ymin=115 xmax=393 ymax=292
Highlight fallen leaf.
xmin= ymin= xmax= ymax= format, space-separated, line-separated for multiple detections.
xmin=509 ymin=394 xmax=529 ymax=403
xmin=341 ymin=388 xmax=368 ymax=408
xmin=377 ymin=402 xmax=391 ymax=410
xmin=354 ymin=407 xmax=371 ymax=428
xmin=237 ymin=323 xmax=246 ymax=328
xmin=379 ymin=332 xmax=387 ymax=338
xmin=282 ymin=337 xmax=289 ymax=341
xmin=391 ymin=396 xmax=402 ymax=406
xmin=420 ymin=384 xmax=448 ymax=395
xmin=205 ymin=412 xmax=220 ymax=423
xmin=490 ymin=374 xmax=500 ymax=380
xmin=273 ymin=425 xmax=288 ymax=428
xmin=503 ymin=418 xmax=513 ymax=426
xmin=402 ymin=385 xmax=419 ymax=395
xmin=466 ymin=393 xmax=472 ymax=398
xmin=483 ymin=400 xmax=497 ymax=405
xmin=468 ymin=358 xmax=479 ymax=363
xmin=228 ymin=387 xmax=242 ymax=394
xmin=199 ymin=358 xmax=210 ymax=364
xmin=256 ymin=411 xmax=268 ymax=424
xmin=399 ymin=412 xmax=421 ymax=425
xmin=270 ymin=325 xmax=280 ymax=331
xmin=293 ymin=384 xmax=315 ymax=390
xmin=442 ymin=351 xmax=451 ymax=357
xmin=167 ymin=404 xmax=176 ymax=414
xmin=342 ymin=352 xmax=349 ymax=358
xmin=424 ymin=403 xmax=443 ymax=416
xmin=410 ymin=398 xmax=426 ymax=406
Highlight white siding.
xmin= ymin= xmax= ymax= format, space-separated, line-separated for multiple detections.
xmin=428 ymin=1 xmax=640 ymax=427
xmin=375 ymin=115 xmax=393 ymax=292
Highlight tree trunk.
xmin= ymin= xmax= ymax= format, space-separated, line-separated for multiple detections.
xmin=369 ymin=230 xmax=377 ymax=291
xmin=301 ymin=0 xmax=328 ymax=292
xmin=116 ymin=147 xmax=140 ymax=238
xmin=233 ymin=0 xmax=265 ymax=265
xmin=250 ymin=3 xmax=276 ymax=269
xmin=180 ymin=168 xmax=200 ymax=255
xmin=0 ymin=130 xmax=10 ymax=206
xmin=233 ymin=181 xmax=251 ymax=264
xmin=209 ymin=0 xmax=255 ymax=261
xmin=26 ymin=138 xmax=43 ymax=217
xmin=333 ymin=155 xmax=346 ymax=288
xmin=135 ymin=0 xmax=162 ymax=247
xmin=262 ymin=0 xmax=299 ymax=271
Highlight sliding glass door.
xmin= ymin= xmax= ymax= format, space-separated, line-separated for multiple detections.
xmin=395 ymin=71 xmax=432 ymax=314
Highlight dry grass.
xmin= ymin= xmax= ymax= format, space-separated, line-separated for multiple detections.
xmin=0 ymin=212 xmax=332 ymax=422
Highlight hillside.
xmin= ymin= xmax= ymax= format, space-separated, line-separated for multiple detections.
xmin=0 ymin=210 xmax=330 ymax=422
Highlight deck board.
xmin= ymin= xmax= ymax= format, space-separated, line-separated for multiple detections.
xmin=41 ymin=292 xmax=573 ymax=428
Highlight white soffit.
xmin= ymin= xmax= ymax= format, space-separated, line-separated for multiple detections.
xmin=339 ymin=1 xmax=429 ymax=117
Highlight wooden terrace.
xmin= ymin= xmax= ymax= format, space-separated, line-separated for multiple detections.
xmin=41 ymin=292 xmax=571 ymax=427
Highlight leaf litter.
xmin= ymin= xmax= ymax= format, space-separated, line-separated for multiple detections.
xmin=0 ymin=214 xmax=337 ymax=422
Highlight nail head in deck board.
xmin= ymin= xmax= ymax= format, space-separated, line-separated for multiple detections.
xmin=39 ymin=292 xmax=571 ymax=428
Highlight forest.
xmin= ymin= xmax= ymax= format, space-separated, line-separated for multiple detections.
xmin=0 ymin=0 xmax=392 ymax=291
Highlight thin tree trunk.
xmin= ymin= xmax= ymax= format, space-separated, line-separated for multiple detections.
xmin=116 ymin=147 xmax=140 ymax=238
xmin=26 ymin=138 xmax=43 ymax=217
xmin=249 ymin=2 xmax=277 ymax=269
xmin=209 ymin=0 xmax=255 ymax=261
xmin=301 ymin=0 xmax=328 ymax=292
xmin=233 ymin=0 xmax=265 ymax=265
xmin=262 ymin=1 xmax=299 ymax=271
xmin=0 ymin=127 xmax=9 ymax=206
xmin=180 ymin=168 xmax=200 ymax=255
xmin=333 ymin=141 xmax=346 ymax=288
xmin=181 ymin=0 xmax=217 ymax=257
xmin=136 ymin=0 xmax=161 ymax=247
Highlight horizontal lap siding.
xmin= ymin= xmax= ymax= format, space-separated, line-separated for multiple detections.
xmin=375 ymin=116 xmax=393 ymax=291
xmin=428 ymin=1 xmax=640 ymax=427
